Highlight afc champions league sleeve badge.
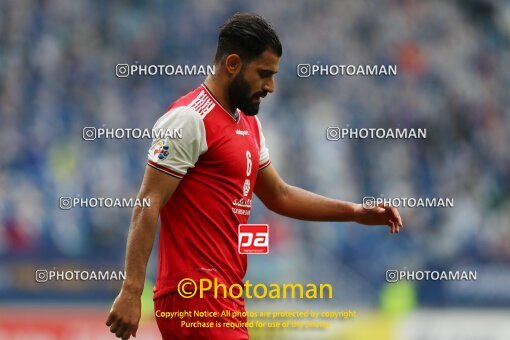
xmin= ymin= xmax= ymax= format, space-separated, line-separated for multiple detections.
xmin=152 ymin=140 xmax=170 ymax=160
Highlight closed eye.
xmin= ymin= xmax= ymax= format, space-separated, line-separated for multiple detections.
xmin=259 ymin=70 xmax=277 ymax=78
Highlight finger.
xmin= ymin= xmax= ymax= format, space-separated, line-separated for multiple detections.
xmin=388 ymin=220 xmax=395 ymax=234
xmin=121 ymin=325 xmax=133 ymax=340
xmin=392 ymin=221 xmax=399 ymax=234
xmin=116 ymin=322 xmax=129 ymax=338
xmin=392 ymin=219 xmax=401 ymax=234
xmin=109 ymin=317 xmax=122 ymax=334
xmin=106 ymin=312 xmax=116 ymax=326
xmin=391 ymin=214 xmax=400 ymax=230
xmin=380 ymin=205 xmax=402 ymax=230
xmin=395 ymin=214 xmax=403 ymax=228
xmin=390 ymin=207 xmax=403 ymax=228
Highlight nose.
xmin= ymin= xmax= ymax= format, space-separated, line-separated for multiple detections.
xmin=262 ymin=76 xmax=275 ymax=94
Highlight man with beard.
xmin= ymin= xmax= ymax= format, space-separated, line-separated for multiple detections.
xmin=106 ymin=13 xmax=403 ymax=340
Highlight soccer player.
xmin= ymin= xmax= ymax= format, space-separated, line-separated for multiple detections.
xmin=106 ymin=13 xmax=403 ymax=340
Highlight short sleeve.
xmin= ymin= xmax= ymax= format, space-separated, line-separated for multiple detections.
xmin=147 ymin=106 xmax=207 ymax=178
xmin=255 ymin=117 xmax=270 ymax=170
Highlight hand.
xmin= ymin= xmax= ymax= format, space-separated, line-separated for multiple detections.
xmin=354 ymin=203 xmax=403 ymax=234
xmin=106 ymin=289 xmax=141 ymax=339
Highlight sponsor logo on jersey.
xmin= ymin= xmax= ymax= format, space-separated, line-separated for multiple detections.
xmin=238 ymin=224 xmax=269 ymax=254
xmin=232 ymin=198 xmax=252 ymax=208
xmin=236 ymin=129 xmax=249 ymax=136
xmin=243 ymin=179 xmax=251 ymax=197
xmin=232 ymin=197 xmax=252 ymax=216
xmin=153 ymin=140 xmax=169 ymax=160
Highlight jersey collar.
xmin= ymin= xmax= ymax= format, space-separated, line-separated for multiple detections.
xmin=201 ymin=83 xmax=241 ymax=123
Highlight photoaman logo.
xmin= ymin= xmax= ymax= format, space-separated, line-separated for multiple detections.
xmin=238 ymin=224 xmax=269 ymax=254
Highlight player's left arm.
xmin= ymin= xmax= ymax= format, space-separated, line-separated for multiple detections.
xmin=254 ymin=164 xmax=403 ymax=233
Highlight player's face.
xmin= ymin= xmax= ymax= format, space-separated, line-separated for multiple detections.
xmin=229 ymin=50 xmax=279 ymax=116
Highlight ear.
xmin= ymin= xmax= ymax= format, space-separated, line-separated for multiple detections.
xmin=224 ymin=54 xmax=243 ymax=77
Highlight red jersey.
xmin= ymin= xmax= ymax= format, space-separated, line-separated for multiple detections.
xmin=147 ymin=84 xmax=270 ymax=301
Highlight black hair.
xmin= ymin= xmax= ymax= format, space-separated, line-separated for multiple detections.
xmin=214 ymin=13 xmax=282 ymax=63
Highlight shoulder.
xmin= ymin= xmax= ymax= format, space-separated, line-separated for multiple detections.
xmin=167 ymin=85 xmax=216 ymax=118
xmin=153 ymin=106 xmax=204 ymax=133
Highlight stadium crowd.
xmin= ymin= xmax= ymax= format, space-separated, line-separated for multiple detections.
xmin=1 ymin=0 xmax=509 ymax=305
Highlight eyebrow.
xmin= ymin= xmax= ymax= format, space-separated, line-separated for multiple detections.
xmin=259 ymin=69 xmax=278 ymax=75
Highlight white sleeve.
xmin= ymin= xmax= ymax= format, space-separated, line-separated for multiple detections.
xmin=147 ymin=106 xmax=207 ymax=178
xmin=255 ymin=117 xmax=270 ymax=170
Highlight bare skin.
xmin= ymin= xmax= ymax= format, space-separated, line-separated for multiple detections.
xmin=106 ymin=50 xmax=403 ymax=339
xmin=106 ymin=167 xmax=181 ymax=339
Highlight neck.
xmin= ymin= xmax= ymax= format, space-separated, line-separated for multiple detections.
xmin=203 ymin=76 xmax=238 ymax=118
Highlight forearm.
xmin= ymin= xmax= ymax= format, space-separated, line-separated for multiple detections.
xmin=270 ymin=184 xmax=360 ymax=222
xmin=121 ymin=206 xmax=159 ymax=296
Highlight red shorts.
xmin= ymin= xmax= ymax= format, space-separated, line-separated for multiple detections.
xmin=154 ymin=293 xmax=249 ymax=340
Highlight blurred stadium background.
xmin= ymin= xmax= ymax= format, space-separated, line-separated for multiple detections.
xmin=1 ymin=0 xmax=510 ymax=339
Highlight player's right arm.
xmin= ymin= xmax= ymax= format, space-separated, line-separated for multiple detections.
xmin=106 ymin=106 xmax=207 ymax=339
xmin=106 ymin=166 xmax=181 ymax=339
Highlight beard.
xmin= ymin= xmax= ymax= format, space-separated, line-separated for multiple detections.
xmin=228 ymin=71 xmax=266 ymax=116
